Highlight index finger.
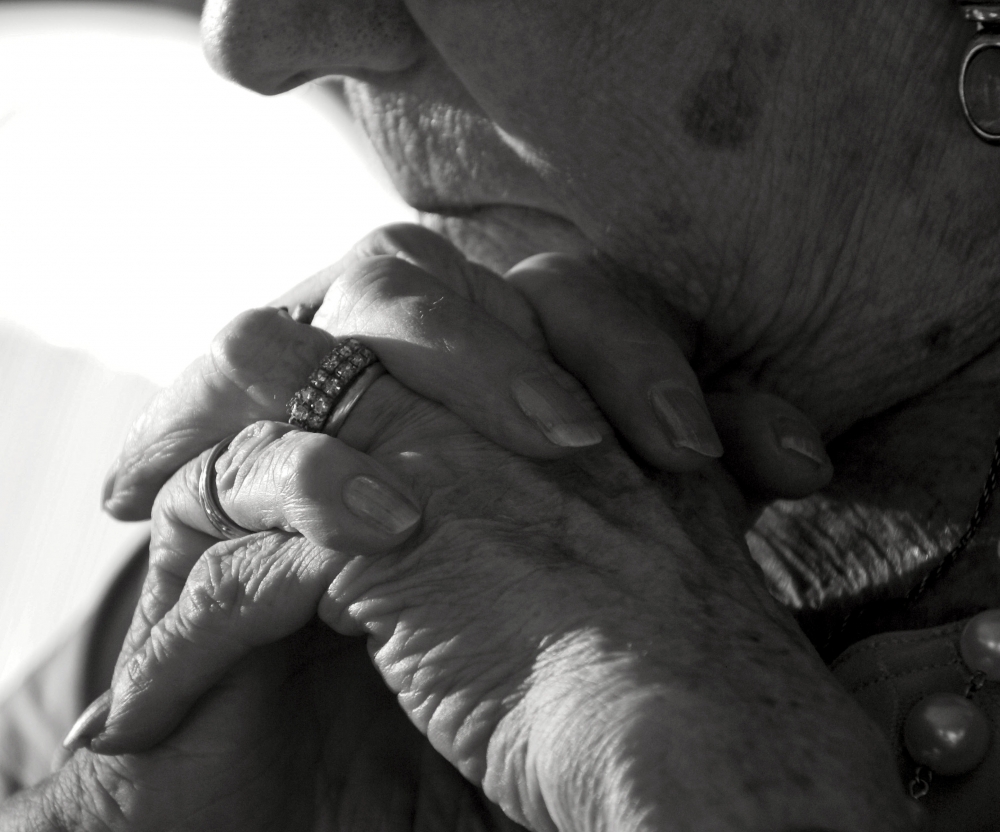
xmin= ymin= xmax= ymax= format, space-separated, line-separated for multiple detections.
xmin=507 ymin=253 xmax=723 ymax=471
xmin=105 ymin=256 xmax=601 ymax=521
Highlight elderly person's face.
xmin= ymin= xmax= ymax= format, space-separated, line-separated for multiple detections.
xmin=201 ymin=0 xmax=805 ymax=271
xmin=201 ymin=0 xmax=999 ymax=434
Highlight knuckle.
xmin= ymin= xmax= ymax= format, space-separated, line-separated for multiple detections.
xmin=132 ymin=576 xmax=174 ymax=631
xmin=149 ymin=460 xmax=198 ymax=527
xmin=335 ymin=251 xmax=487 ymax=359
xmin=224 ymin=420 xmax=289 ymax=483
xmin=186 ymin=549 xmax=247 ymax=622
xmin=148 ymin=520 xmax=186 ymax=577
xmin=125 ymin=629 xmax=171 ymax=693
xmin=115 ymin=424 xmax=198 ymax=491
xmin=52 ymin=756 xmax=124 ymax=832
xmin=375 ymin=272 xmax=479 ymax=351
xmin=361 ymin=224 xmax=492 ymax=301
xmin=211 ymin=308 xmax=281 ymax=377
xmin=342 ymin=253 xmax=420 ymax=303
xmin=360 ymin=222 xmax=437 ymax=256
xmin=210 ymin=308 xmax=320 ymax=395
xmin=214 ymin=424 xmax=305 ymax=530
xmin=282 ymin=432 xmax=331 ymax=506
xmin=335 ymin=254 xmax=425 ymax=316
xmin=403 ymin=293 xmax=478 ymax=355
xmin=149 ymin=489 xmax=172 ymax=535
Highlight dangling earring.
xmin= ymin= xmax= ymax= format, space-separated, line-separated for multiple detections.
xmin=957 ymin=1 xmax=1000 ymax=143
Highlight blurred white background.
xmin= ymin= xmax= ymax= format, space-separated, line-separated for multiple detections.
xmin=0 ymin=1 xmax=412 ymax=692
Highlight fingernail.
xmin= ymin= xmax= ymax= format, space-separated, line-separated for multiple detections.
xmin=101 ymin=467 xmax=117 ymax=508
xmin=275 ymin=306 xmax=291 ymax=318
xmin=648 ymin=383 xmax=723 ymax=458
xmin=772 ymin=417 xmax=830 ymax=468
xmin=62 ymin=689 xmax=112 ymax=753
xmin=343 ymin=476 xmax=422 ymax=535
xmin=510 ymin=374 xmax=603 ymax=448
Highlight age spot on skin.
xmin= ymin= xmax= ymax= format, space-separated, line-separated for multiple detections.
xmin=679 ymin=41 xmax=762 ymax=149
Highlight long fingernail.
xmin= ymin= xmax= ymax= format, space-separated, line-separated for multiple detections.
xmin=648 ymin=383 xmax=723 ymax=458
xmin=62 ymin=690 xmax=112 ymax=753
xmin=510 ymin=374 xmax=603 ymax=448
xmin=343 ymin=476 xmax=422 ymax=535
xmin=772 ymin=417 xmax=830 ymax=468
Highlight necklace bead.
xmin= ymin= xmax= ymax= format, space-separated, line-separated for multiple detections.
xmin=960 ymin=608 xmax=1000 ymax=681
xmin=903 ymin=692 xmax=992 ymax=776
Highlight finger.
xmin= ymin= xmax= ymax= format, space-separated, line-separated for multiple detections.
xmin=116 ymin=420 xmax=421 ymax=677
xmin=103 ymin=307 xmax=343 ymax=520
xmin=313 ymin=254 xmax=605 ymax=456
xmin=706 ymin=391 xmax=832 ymax=498
xmin=272 ymin=223 xmax=547 ymax=348
xmin=106 ymin=230 xmax=594 ymax=521
xmin=507 ymin=253 xmax=723 ymax=472
xmin=91 ymin=532 xmax=341 ymax=755
xmin=113 ymin=519 xmax=215 ymax=685
xmin=166 ymin=421 xmax=422 ymax=551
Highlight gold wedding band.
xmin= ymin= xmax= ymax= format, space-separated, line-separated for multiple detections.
xmin=325 ymin=363 xmax=387 ymax=435
xmin=198 ymin=434 xmax=252 ymax=539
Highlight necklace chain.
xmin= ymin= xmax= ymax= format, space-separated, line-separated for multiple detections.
xmin=908 ymin=427 xmax=1000 ymax=602
xmin=821 ymin=428 xmax=1000 ymax=655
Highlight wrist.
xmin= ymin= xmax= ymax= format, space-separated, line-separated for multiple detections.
xmin=483 ymin=591 xmax=915 ymax=832
xmin=482 ymin=628 xmax=682 ymax=832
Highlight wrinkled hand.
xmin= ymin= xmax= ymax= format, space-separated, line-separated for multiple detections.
xmin=101 ymin=224 xmax=830 ymax=528
xmin=2 ymin=630 xmax=325 ymax=832
xmin=80 ymin=280 xmax=913 ymax=832
xmin=6 ymin=622 xmax=514 ymax=832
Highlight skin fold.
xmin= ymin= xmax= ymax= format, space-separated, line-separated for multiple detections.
xmin=46 ymin=295 xmax=906 ymax=831
xmin=192 ymin=0 xmax=1000 ymax=671
xmin=5 ymin=0 xmax=1000 ymax=828
xmin=26 ymin=364 xmax=913 ymax=832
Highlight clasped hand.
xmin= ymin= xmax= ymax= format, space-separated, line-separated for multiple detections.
xmin=28 ymin=226 xmax=915 ymax=832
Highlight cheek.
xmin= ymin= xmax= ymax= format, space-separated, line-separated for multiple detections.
xmin=402 ymin=1 xmax=645 ymax=133
xmin=401 ymin=2 xmax=690 ymax=207
xmin=680 ymin=61 xmax=761 ymax=150
xmin=390 ymin=0 xmax=789 ymax=301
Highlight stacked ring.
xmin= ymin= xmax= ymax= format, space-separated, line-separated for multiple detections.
xmin=287 ymin=338 xmax=383 ymax=433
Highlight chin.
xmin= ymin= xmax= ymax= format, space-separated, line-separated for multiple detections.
xmin=418 ymin=205 xmax=595 ymax=274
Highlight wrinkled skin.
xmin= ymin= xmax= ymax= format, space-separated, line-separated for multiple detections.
xmin=6 ymin=0 xmax=1000 ymax=827
xmin=87 ymin=272 xmax=917 ymax=832
xmin=11 ymin=623 xmax=519 ymax=832
xmin=15 ymin=370 xmax=912 ymax=832
xmin=201 ymin=0 xmax=1000 ymax=436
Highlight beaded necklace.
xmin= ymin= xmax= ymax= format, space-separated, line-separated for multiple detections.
xmin=872 ymin=428 xmax=1000 ymax=798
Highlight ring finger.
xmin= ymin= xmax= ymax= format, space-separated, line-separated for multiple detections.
xmin=159 ymin=420 xmax=421 ymax=550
